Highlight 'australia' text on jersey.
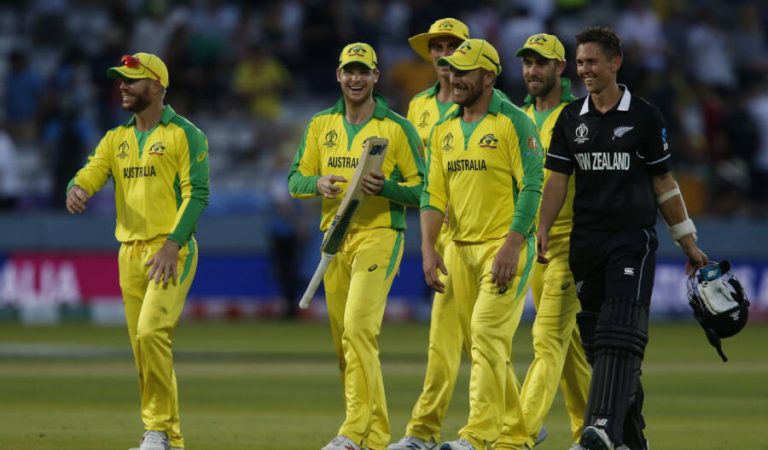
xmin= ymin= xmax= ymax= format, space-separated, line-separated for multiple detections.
xmin=123 ymin=165 xmax=157 ymax=179
xmin=447 ymin=159 xmax=487 ymax=173
xmin=574 ymin=152 xmax=630 ymax=171
xmin=327 ymin=156 xmax=359 ymax=168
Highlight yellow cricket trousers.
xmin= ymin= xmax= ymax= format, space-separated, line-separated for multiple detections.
xmin=449 ymin=236 xmax=535 ymax=450
xmin=324 ymin=228 xmax=404 ymax=450
xmin=519 ymin=235 xmax=590 ymax=447
xmin=119 ymin=235 xmax=198 ymax=450
xmin=405 ymin=227 xmax=473 ymax=442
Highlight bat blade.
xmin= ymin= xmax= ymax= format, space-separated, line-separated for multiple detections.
xmin=299 ymin=137 xmax=389 ymax=309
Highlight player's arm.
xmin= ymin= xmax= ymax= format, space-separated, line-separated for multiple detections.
xmin=644 ymin=105 xmax=707 ymax=275
xmin=65 ymin=135 xmax=113 ymax=214
xmin=366 ymin=122 xmax=425 ymax=206
xmin=653 ymin=172 xmax=707 ymax=274
xmin=420 ymin=127 xmax=448 ymax=292
xmin=495 ymin=114 xmax=544 ymax=286
xmin=289 ymin=119 xmax=337 ymax=199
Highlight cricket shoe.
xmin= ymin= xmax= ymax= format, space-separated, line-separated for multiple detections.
xmin=579 ymin=426 xmax=614 ymax=450
xmin=439 ymin=438 xmax=475 ymax=450
xmin=322 ymin=435 xmax=362 ymax=450
xmin=388 ymin=436 xmax=437 ymax=450
xmin=129 ymin=430 xmax=169 ymax=450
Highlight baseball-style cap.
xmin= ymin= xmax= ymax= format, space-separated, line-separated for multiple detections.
xmin=438 ymin=39 xmax=502 ymax=75
xmin=338 ymin=42 xmax=378 ymax=70
xmin=107 ymin=52 xmax=169 ymax=88
xmin=515 ymin=33 xmax=566 ymax=61
xmin=408 ymin=18 xmax=470 ymax=61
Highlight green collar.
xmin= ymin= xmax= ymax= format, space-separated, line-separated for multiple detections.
xmin=332 ymin=92 xmax=390 ymax=119
xmin=448 ymin=88 xmax=506 ymax=119
xmin=425 ymin=82 xmax=440 ymax=98
xmin=522 ymin=77 xmax=576 ymax=106
xmin=123 ymin=105 xmax=176 ymax=127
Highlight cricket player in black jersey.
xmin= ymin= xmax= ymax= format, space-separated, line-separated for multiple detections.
xmin=537 ymin=27 xmax=708 ymax=450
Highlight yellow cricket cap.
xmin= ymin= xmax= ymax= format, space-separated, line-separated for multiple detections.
xmin=438 ymin=39 xmax=501 ymax=75
xmin=338 ymin=42 xmax=377 ymax=70
xmin=107 ymin=52 xmax=169 ymax=88
xmin=408 ymin=18 xmax=470 ymax=61
xmin=515 ymin=33 xmax=566 ymax=61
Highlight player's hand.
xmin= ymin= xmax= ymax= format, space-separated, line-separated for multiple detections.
xmin=146 ymin=240 xmax=181 ymax=285
xmin=317 ymin=175 xmax=347 ymax=198
xmin=679 ymin=235 xmax=708 ymax=276
xmin=536 ymin=228 xmax=549 ymax=263
xmin=492 ymin=232 xmax=522 ymax=288
xmin=422 ymin=246 xmax=448 ymax=293
xmin=65 ymin=185 xmax=90 ymax=214
xmin=361 ymin=170 xmax=385 ymax=195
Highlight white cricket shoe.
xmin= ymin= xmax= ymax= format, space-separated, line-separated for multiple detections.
xmin=439 ymin=439 xmax=475 ymax=450
xmin=322 ymin=435 xmax=362 ymax=450
xmin=580 ymin=426 xmax=614 ymax=450
xmin=129 ymin=430 xmax=169 ymax=450
xmin=388 ymin=436 xmax=437 ymax=450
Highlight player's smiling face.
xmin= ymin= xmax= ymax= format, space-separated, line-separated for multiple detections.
xmin=119 ymin=77 xmax=153 ymax=113
xmin=429 ymin=37 xmax=463 ymax=77
xmin=576 ymin=42 xmax=621 ymax=95
xmin=449 ymin=67 xmax=487 ymax=107
xmin=521 ymin=54 xmax=562 ymax=98
xmin=337 ymin=63 xmax=379 ymax=106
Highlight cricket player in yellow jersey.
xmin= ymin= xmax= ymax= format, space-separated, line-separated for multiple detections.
xmin=65 ymin=53 xmax=209 ymax=450
xmin=421 ymin=39 xmax=543 ymax=450
xmin=389 ymin=18 xmax=470 ymax=450
xmin=514 ymin=34 xmax=590 ymax=450
xmin=288 ymin=43 xmax=424 ymax=450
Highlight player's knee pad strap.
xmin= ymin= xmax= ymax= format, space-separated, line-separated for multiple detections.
xmin=576 ymin=310 xmax=598 ymax=365
xmin=594 ymin=297 xmax=649 ymax=358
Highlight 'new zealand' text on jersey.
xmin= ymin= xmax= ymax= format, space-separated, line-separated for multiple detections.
xmin=288 ymin=94 xmax=424 ymax=232
xmin=422 ymin=90 xmax=543 ymax=243
xmin=71 ymin=105 xmax=210 ymax=245
xmin=546 ymin=87 xmax=670 ymax=232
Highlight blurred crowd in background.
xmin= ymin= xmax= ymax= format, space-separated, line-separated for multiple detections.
xmin=2 ymin=0 xmax=768 ymax=224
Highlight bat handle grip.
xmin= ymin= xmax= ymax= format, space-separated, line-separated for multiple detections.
xmin=299 ymin=253 xmax=334 ymax=309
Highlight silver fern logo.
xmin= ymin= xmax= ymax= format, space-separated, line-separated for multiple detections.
xmin=612 ymin=126 xmax=634 ymax=140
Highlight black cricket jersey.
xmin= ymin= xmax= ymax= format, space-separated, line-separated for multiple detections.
xmin=546 ymin=86 xmax=671 ymax=232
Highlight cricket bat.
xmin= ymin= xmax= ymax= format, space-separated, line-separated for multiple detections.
xmin=299 ymin=137 xmax=389 ymax=309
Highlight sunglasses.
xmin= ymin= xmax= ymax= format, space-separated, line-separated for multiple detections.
xmin=120 ymin=54 xmax=162 ymax=82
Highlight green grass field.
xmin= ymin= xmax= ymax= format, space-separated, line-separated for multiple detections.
xmin=0 ymin=320 xmax=766 ymax=450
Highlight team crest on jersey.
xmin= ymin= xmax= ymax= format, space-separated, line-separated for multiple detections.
xmin=478 ymin=133 xmax=498 ymax=149
xmin=526 ymin=136 xmax=539 ymax=152
xmin=148 ymin=142 xmax=165 ymax=155
xmin=574 ymin=123 xmax=589 ymax=144
xmin=418 ymin=111 xmax=431 ymax=128
xmin=442 ymin=132 xmax=454 ymax=152
xmin=324 ymin=130 xmax=339 ymax=148
xmin=612 ymin=126 xmax=634 ymax=140
xmin=117 ymin=141 xmax=129 ymax=159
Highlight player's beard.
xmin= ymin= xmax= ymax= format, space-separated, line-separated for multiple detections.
xmin=526 ymin=72 xmax=557 ymax=98
xmin=452 ymin=77 xmax=483 ymax=108
xmin=123 ymin=88 xmax=152 ymax=113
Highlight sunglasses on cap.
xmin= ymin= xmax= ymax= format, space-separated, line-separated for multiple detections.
xmin=121 ymin=54 xmax=162 ymax=82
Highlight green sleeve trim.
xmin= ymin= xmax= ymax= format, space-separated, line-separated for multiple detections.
xmin=503 ymin=109 xmax=543 ymax=236
xmin=169 ymin=116 xmax=210 ymax=244
xmin=288 ymin=119 xmax=321 ymax=197
xmin=378 ymin=112 xmax=425 ymax=208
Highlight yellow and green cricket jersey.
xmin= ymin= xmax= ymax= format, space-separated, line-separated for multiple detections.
xmin=70 ymin=105 xmax=210 ymax=245
xmin=407 ymin=83 xmax=512 ymax=149
xmin=421 ymin=90 xmax=543 ymax=243
xmin=521 ymin=78 xmax=576 ymax=240
xmin=288 ymin=94 xmax=424 ymax=232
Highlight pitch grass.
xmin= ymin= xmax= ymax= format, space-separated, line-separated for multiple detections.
xmin=0 ymin=320 xmax=766 ymax=450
